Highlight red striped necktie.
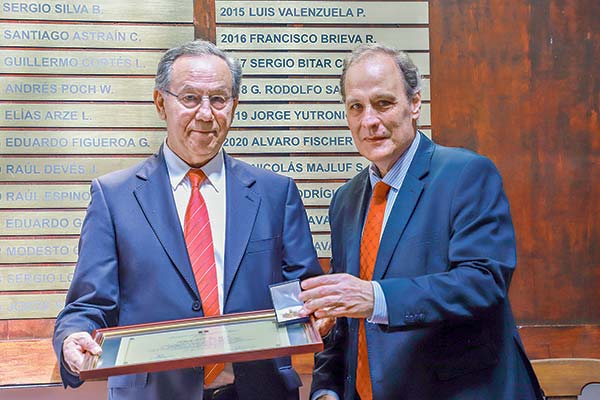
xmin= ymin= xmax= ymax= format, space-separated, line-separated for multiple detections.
xmin=356 ymin=181 xmax=391 ymax=400
xmin=184 ymin=169 xmax=224 ymax=385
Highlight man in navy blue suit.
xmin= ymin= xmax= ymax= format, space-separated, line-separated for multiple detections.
xmin=299 ymin=44 xmax=544 ymax=400
xmin=53 ymin=40 xmax=322 ymax=400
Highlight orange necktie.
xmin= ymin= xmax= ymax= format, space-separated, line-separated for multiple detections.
xmin=356 ymin=181 xmax=391 ymax=400
xmin=184 ymin=169 xmax=224 ymax=385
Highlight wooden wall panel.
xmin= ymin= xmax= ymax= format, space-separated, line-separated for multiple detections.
xmin=0 ymin=339 xmax=60 ymax=385
xmin=195 ymin=0 xmax=215 ymax=41
xmin=520 ymin=325 xmax=600 ymax=359
xmin=429 ymin=0 xmax=600 ymax=356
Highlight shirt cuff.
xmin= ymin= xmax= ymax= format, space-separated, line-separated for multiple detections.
xmin=367 ymin=281 xmax=389 ymax=325
xmin=312 ymin=389 xmax=340 ymax=400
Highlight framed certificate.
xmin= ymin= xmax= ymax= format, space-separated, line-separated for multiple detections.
xmin=79 ymin=309 xmax=322 ymax=380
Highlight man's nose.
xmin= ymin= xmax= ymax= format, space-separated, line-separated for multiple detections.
xmin=361 ymin=105 xmax=379 ymax=128
xmin=194 ymin=99 xmax=213 ymax=121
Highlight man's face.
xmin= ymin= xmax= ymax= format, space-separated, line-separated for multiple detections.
xmin=153 ymin=54 xmax=238 ymax=167
xmin=344 ymin=53 xmax=421 ymax=176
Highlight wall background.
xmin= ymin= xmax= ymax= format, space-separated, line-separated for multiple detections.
xmin=429 ymin=0 xmax=600 ymax=360
xmin=1 ymin=0 xmax=599 ymax=397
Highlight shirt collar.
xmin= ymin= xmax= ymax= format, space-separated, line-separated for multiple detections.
xmin=163 ymin=139 xmax=225 ymax=192
xmin=369 ymin=132 xmax=421 ymax=190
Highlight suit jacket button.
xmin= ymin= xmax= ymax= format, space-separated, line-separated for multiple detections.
xmin=192 ymin=300 xmax=202 ymax=312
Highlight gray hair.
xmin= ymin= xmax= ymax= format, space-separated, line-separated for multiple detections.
xmin=340 ymin=43 xmax=422 ymax=102
xmin=154 ymin=39 xmax=243 ymax=98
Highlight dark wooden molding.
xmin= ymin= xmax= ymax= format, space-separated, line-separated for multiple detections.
xmin=520 ymin=325 xmax=600 ymax=360
xmin=194 ymin=0 xmax=216 ymax=42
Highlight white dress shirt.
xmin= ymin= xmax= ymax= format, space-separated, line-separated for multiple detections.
xmin=163 ymin=141 xmax=234 ymax=388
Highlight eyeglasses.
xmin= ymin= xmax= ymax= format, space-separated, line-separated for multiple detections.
xmin=163 ymin=90 xmax=232 ymax=110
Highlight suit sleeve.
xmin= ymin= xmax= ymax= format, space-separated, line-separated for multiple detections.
xmin=310 ymin=189 xmax=346 ymax=398
xmin=281 ymin=177 xmax=323 ymax=280
xmin=52 ymin=179 xmax=120 ymax=387
xmin=380 ymin=156 xmax=517 ymax=330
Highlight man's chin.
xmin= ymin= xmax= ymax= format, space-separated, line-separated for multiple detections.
xmin=359 ymin=144 xmax=390 ymax=158
xmin=182 ymin=145 xmax=219 ymax=167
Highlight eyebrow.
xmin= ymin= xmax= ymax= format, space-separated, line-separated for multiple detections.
xmin=178 ymin=85 xmax=230 ymax=93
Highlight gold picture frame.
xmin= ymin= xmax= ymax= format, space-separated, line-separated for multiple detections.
xmin=80 ymin=309 xmax=322 ymax=380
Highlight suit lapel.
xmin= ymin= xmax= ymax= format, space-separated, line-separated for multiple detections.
xmin=133 ymin=146 xmax=198 ymax=297
xmin=223 ymin=154 xmax=260 ymax=306
xmin=373 ymin=133 xmax=434 ymax=280
xmin=344 ymin=170 xmax=372 ymax=278
xmin=372 ymin=175 xmax=424 ymax=280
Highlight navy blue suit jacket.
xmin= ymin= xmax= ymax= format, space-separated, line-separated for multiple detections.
xmin=53 ymin=148 xmax=322 ymax=400
xmin=311 ymin=134 xmax=543 ymax=400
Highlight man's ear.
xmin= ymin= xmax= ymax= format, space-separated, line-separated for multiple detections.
xmin=410 ymin=90 xmax=422 ymax=121
xmin=153 ymin=89 xmax=166 ymax=120
xmin=231 ymin=97 xmax=239 ymax=115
